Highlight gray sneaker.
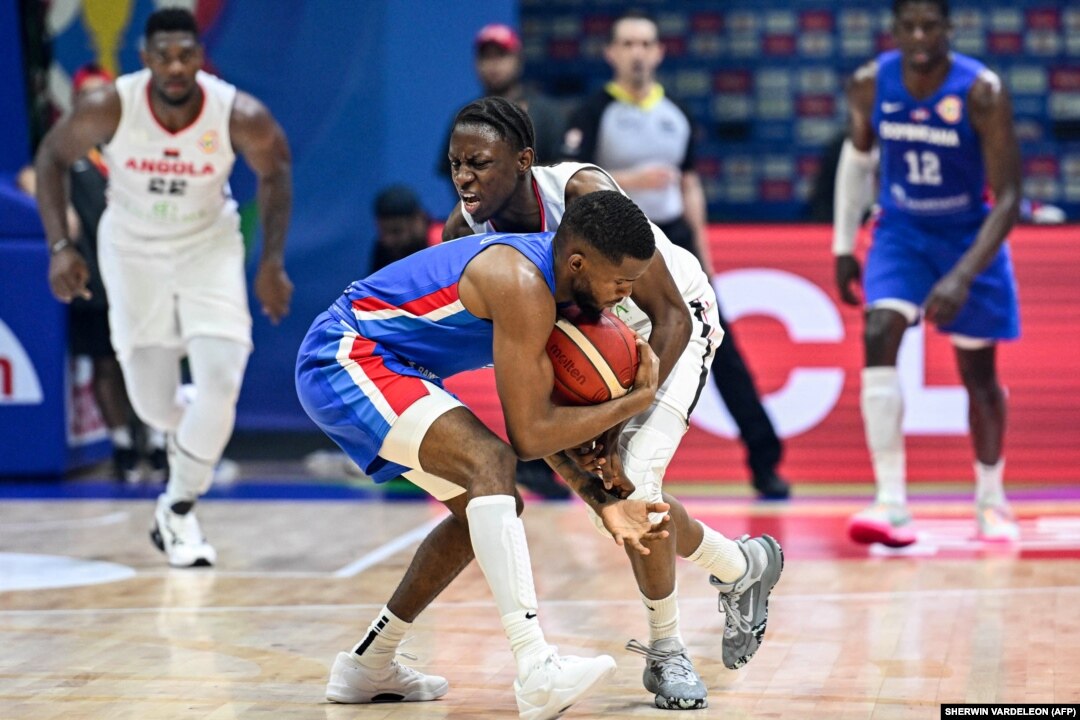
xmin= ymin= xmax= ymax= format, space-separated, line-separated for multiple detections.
xmin=708 ymin=534 xmax=784 ymax=669
xmin=626 ymin=638 xmax=707 ymax=710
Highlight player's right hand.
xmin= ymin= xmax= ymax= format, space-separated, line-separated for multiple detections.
xmin=48 ymin=248 xmax=91 ymax=303
xmin=835 ymin=254 xmax=863 ymax=306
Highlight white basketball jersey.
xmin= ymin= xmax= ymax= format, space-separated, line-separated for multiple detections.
xmin=461 ymin=162 xmax=714 ymax=336
xmin=103 ymin=69 xmax=237 ymax=239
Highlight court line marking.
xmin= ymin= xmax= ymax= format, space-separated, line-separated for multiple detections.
xmin=135 ymin=570 xmax=330 ymax=579
xmin=0 ymin=511 xmax=129 ymax=532
xmin=331 ymin=514 xmax=448 ymax=577
xmin=2 ymin=585 xmax=1077 ymax=618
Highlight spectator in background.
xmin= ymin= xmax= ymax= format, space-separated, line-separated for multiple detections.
xmin=437 ymin=23 xmax=566 ymax=180
xmin=17 ymin=62 xmax=165 ymax=484
xmin=563 ymin=10 xmax=790 ymax=500
xmin=371 ymin=184 xmax=431 ymax=272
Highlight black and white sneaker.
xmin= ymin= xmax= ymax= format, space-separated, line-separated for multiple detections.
xmin=150 ymin=494 xmax=216 ymax=567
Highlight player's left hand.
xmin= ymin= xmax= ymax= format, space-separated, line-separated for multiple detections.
xmin=599 ymin=499 xmax=670 ymax=555
xmin=835 ymin=255 xmax=863 ymax=306
xmin=255 ymin=259 xmax=293 ymax=324
xmin=924 ymin=271 xmax=971 ymax=327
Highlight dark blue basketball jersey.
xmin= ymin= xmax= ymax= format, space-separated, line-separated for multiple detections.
xmin=327 ymin=232 xmax=557 ymax=380
xmin=873 ymin=50 xmax=989 ymax=228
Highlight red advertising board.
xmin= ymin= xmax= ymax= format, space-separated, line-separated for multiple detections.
xmin=445 ymin=224 xmax=1080 ymax=485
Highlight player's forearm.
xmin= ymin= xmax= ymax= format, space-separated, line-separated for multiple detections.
xmin=832 ymin=139 xmax=877 ymax=255
xmin=956 ymin=187 xmax=1020 ymax=279
xmin=646 ymin=311 xmax=691 ymax=385
xmin=506 ymin=392 xmax=651 ymax=461
xmin=256 ymin=168 xmax=292 ymax=263
xmin=33 ymin=147 xmax=74 ymax=248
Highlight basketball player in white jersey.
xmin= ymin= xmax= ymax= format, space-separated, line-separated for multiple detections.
xmin=34 ymin=8 xmax=293 ymax=567
xmin=441 ymin=98 xmax=784 ymax=708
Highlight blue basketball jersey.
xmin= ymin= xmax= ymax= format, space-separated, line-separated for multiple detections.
xmin=873 ymin=50 xmax=989 ymax=228
xmin=327 ymin=231 xmax=557 ymax=380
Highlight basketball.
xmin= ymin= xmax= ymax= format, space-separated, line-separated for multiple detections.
xmin=547 ymin=305 xmax=639 ymax=406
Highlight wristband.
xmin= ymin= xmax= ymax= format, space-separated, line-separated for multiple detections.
xmin=50 ymin=238 xmax=78 ymax=255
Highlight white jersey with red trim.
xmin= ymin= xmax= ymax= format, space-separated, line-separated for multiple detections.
xmin=103 ymin=69 xmax=237 ymax=240
xmin=461 ymin=162 xmax=715 ymax=338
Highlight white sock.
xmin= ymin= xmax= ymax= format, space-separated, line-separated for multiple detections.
xmin=975 ymin=459 xmax=1006 ymax=506
xmin=861 ymin=367 xmax=907 ymax=506
xmin=643 ymin=588 xmax=681 ymax=644
xmin=110 ymin=426 xmax=133 ymax=449
xmin=351 ymin=605 xmax=410 ymax=670
xmin=466 ymin=495 xmax=548 ymax=676
xmin=163 ymin=436 xmax=215 ymax=505
xmin=686 ymin=521 xmax=747 ymax=583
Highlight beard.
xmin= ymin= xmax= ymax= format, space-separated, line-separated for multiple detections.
xmin=569 ymin=284 xmax=603 ymax=319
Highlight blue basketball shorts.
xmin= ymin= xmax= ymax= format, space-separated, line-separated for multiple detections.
xmin=864 ymin=221 xmax=1020 ymax=340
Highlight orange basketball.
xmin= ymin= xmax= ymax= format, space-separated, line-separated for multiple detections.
xmin=547 ymin=306 xmax=639 ymax=406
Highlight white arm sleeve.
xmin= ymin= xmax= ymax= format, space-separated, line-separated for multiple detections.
xmin=832 ymin=139 xmax=877 ymax=255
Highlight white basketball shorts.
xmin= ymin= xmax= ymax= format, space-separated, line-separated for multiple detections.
xmin=96 ymin=207 xmax=253 ymax=361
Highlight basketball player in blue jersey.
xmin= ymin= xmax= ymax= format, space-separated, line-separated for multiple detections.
xmin=297 ymin=191 xmax=674 ymax=720
xmin=442 ymin=97 xmax=785 ymax=709
xmin=833 ymin=0 xmax=1022 ymax=547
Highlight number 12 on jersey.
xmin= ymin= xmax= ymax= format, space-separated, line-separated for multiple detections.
xmin=903 ymin=150 xmax=942 ymax=186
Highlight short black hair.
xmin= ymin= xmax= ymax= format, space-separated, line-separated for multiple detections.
xmin=557 ymin=191 xmax=654 ymax=264
xmin=892 ymin=0 xmax=950 ymax=19
xmin=145 ymin=7 xmax=199 ymax=43
xmin=374 ymin=184 xmax=424 ymax=219
xmin=608 ymin=9 xmax=658 ymax=44
xmin=453 ymin=96 xmax=536 ymax=153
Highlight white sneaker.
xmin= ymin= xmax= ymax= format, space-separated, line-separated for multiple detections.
xmin=150 ymin=495 xmax=216 ymax=567
xmin=515 ymin=647 xmax=616 ymax=720
xmin=976 ymin=502 xmax=1020 ymax=542
xmin=848 ymin=502 xmax=916 ymax=547
xmin=325 ymin=651 xmax=448 ymax=703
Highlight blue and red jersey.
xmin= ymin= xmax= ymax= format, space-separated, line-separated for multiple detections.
xmin=296 ymin=231 xmax=556 ymax=482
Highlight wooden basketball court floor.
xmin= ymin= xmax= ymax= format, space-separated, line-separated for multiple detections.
xmin=1 ymin=467 xmax=1078 ymax=719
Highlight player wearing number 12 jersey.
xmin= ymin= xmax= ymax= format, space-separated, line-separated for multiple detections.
xmin=832 ymin=0 xmax=1022 ymax=547
xmin=34 ymin=7 xmax=294 ymax=567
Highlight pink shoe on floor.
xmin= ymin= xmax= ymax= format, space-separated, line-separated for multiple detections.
xmin=976 ymin=503 xmax=1020 ymax=542
xmin=847 ymin=503 xmax=916 ymax=547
